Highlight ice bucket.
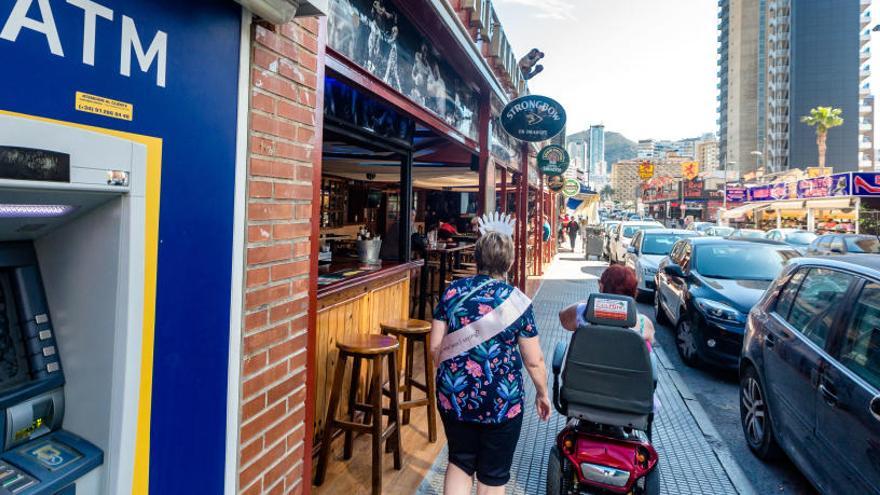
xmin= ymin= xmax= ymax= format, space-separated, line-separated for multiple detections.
xmin=357 ymin=239 xmax=382 ymax=265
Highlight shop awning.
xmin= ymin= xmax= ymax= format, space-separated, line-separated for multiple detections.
xmin=721 ymin=203 xmax=768 ymax=219
xmin=566 ymin=198 xmax=584 ymax=210
xmin=805 ymin=198 xmax=854 ymax=210
xmin=769 ymin=200 xmax=804 ymax=211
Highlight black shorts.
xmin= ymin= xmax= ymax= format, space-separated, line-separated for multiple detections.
xmin=441 ymin=413 xmax=523 ymax=486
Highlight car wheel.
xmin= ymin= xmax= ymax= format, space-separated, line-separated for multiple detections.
xmin=740 ymin=366 xmax=782 ymax=460
xmin=653 ymin=290 xmax=669 ymax=326
xmin=675 ymin=317 xmax=702 ymax=367
xmin=546 ymin=446 xmax=573 ymax=495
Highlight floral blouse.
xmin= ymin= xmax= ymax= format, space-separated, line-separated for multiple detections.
xmin=433 ymin=275 xmax=538 ymax=424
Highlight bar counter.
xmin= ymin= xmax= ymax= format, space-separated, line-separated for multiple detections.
xmin=313 ymin=259 xmax=424 ymax=445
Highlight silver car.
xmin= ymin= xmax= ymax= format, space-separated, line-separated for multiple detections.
xmin=625 ymin=229 xmax=699 ymax=299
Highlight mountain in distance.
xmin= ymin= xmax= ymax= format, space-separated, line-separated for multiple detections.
xmin=565 ymin=130 xmax=638 ymax=165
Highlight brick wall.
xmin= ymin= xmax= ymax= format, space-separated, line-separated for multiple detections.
xmin=238 ymin=16 xmax=322 ymax=495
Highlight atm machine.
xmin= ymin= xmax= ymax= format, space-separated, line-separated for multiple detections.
xmin=0 ymin=113 xmax=148 ymax=494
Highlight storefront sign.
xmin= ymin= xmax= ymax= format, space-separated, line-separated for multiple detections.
xmin=725 ymin=185 xmax=746 ymax=203
xmin=796 ymin=173 xmax=850 ymax=198
xmin=547 ymin=174 xmax=564 ymax=192
xmin=638 ymin=161 xmax=654 ymax=180
xmin=328 ymin=0 xmax=479 ymax=139
xmin=683 ymin=179 xmax=704 ymax=199
xmin=537 ymin=145 xmax=569 ymax=176
xmin=681 ymin=161 xmax=699 ymax=180
xmin=500 ymin=95 xmax=567 ymax=142
xmin=561 ymin=178 xmax=580 ymax=197
xmin=748 ymin=181 xmax=795 ymax=202
xmin=853 ymin=172 xmax=880 ymax=195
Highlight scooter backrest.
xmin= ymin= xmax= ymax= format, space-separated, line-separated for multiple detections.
xmin=561 ymin=294 xmax=653 ymax=416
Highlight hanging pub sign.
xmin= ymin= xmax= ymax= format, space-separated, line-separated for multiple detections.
xmin=547 ymin=174 xmax=565 ymax=192
xmin=500 ymin=95 xmax=567 ymax=142
xmin=682 ymin=179 xmax=704 ymax=199
xmin=562 ymin=178 xmax=581 ymax=197
xmin=681 ymin=161 xmax=699 ymax=181
xmin=537 ymin=145 xmax=570 ymax=176
xmin=638 ymin=161 xmax=654 ymax=180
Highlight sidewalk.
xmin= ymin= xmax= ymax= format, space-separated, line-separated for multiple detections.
xmin=417 ymin=253 xmax=754 ymax=494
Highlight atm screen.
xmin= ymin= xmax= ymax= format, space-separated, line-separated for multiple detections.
xmin=0 ymin=272 xmax=32 ymax=395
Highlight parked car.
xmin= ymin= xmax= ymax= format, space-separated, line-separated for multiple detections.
xmin=729 ymin=228 xmax=766 ymax=239
xmin=624 ymin=229 xmax=699 ymax=300
xmin=765 ymin=229 xmax=817 ymax=254
xmin=807 ymin=233 xmax=880 ymax=255
xmin=686 ymin=222 xmax=715 ymax=234
xmin=609 ymin=221 xmax=664 ymax=264
xmin=654 ymin=238 xmax=800 ymax=368
xmin=741 ymin=255 xmax=880 ymax=494
xmin=705 ymin=226 xmax=735 ymax=237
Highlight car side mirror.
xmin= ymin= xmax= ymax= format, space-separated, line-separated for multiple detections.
xmin=627 ymin=246 xmax=637 ymax=254
xmin=664 ymin=264 xmax=685 ymax=278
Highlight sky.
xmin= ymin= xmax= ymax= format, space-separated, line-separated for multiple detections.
xmin=495 ymin=0 xmax=720 ymax=142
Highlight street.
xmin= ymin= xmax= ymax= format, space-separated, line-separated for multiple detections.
xmin=638 ymin=298 xmax=818 ymax=495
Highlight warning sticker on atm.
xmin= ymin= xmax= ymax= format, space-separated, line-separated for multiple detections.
xmin=593 ymin=298 xmax=628 ymax=321
xmin=75 ymin=92 xmax=133 ymax=121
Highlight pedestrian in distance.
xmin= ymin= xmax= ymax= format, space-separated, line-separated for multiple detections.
xmin=430 ymin=223 xmax=551 ymax=495
xmin=567 ymin=217 xmax=579 ymax=251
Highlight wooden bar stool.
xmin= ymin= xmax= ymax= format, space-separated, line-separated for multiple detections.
xmin=314 ymin=335 xmax=402 ymax=495
xmin=379 ymin=319 xmax=437 ymax=443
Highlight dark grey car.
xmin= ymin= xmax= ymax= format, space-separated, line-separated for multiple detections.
xmin=741 ymin=255 xmax=880 ymax=494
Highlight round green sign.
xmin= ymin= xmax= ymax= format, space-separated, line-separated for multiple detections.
xmin=562 ymin=178 xmax=580 ymax=197
xmin=537 ymin=145 xmax=570 ymax=176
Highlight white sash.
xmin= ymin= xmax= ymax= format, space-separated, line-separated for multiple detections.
xmin=438 ymin=288 xmax=532 ymax=363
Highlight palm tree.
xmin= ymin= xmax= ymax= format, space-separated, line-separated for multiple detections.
xmin=801 ymin=106 xmax=844 ymax=169
xmin=600 ymin=185 xmax=614 ymax=202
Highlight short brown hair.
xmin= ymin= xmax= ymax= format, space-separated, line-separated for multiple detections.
xmin=475 ymin=231 xmax=514 ymax=278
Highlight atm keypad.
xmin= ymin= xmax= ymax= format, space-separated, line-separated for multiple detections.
xmin=0 ymin=461 xmax=37 ymax=493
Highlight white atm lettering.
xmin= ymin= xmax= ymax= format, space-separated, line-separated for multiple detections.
xmin=0 ymin=0 xmax=168 ymax=88
xmin=66 ymin=0 xmax=113 ymax=66
xmin=120 ymin=15 xmax=166 ymax=88
xmin=0 ymin=0 xmax=64 ymax=56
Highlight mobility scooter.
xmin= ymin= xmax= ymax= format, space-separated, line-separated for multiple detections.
xmin=547 ymin=293 xmax=659 ymax=495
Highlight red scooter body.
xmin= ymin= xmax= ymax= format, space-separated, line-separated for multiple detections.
xmin=556 ymin=421 xmax=658 ymax=494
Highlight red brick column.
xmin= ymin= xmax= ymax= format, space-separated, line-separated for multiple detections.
xmin=238 ymin=16 xmax=322 ymax=495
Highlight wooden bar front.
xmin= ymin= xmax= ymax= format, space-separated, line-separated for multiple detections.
xmin=313 ymin=261 xmax=423 ymax=444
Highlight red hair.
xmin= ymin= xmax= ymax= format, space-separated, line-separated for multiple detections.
xmin=600 ymin=265 xmax=638 ymax=298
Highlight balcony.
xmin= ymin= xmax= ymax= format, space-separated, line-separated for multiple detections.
xmin=862 ymin=86 xmax=871 ymax=96
xmin=862 ymin=0 xmax=871 ymax=12
xmin=862 ymin=31 xmax=871 ymax=45
xmin=862 ymin=67 xmax=872 ymax=79
xmin=863 ymin=49 xmax=872 ymax=62
xmin=861 ymin=122 xmax=873 ymax=131
xmin=861 ymin=105 xmax=873 ymax=114
xmin=861 ymin=141 xmax=874 ymax=150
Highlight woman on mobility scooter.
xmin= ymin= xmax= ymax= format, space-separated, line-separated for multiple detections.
xmin=548 ymin=266 xmax=660 ymax=495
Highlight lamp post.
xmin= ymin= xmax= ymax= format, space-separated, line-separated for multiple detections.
xmin=750 ymin=150 xmax=763 ymax=177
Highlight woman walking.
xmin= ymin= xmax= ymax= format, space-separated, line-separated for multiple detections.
xmin=431 ymin=225 xmax=551 ymax=495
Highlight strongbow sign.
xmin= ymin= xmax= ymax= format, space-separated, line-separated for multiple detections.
xmin=537 ymin=145 xmax=570 ymax=176
xmin=500 ymin=95 xmax=567 ymax=142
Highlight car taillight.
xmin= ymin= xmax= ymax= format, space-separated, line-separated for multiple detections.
xmin=635 ymin=446 xmax=650 ymax=468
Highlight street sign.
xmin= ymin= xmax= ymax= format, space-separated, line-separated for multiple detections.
xmin=638 ymin=161 xmax=654 ymax=180
xmin=500 ymin=95 xmax=567 ymax=142
xmin=537 ymin=145 xmax=570 ymax=176
xmin=681 ymin=161 xmax=699 ymax=180
xmin=562 ymin=178 xmax=580 ymax=197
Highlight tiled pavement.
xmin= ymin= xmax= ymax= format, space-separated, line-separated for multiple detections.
xmin=417 ymin=251 xmax=754 ymax=494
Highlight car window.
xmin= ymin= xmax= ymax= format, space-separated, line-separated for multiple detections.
xmin=680 ymin=243 xmax=693 ymax=270
xmin=785 ymin=268 xmax=855 ymax=348
xmin=632 ymin=231 xmax=642 ymax=250
xmin=830 ymin=237 xmax=845 ymax=253
xmin=694 ymin=245 xmax=799 ymax=280
xmin=774 ymin=268 xmax=807 ymax=319
xmin=785 ymin=231 xmax=818 ymax=246
xmin=844 ymin=236 xmax=880 ymax=253
xmin=840 ymin=281 xmax=880 ymax=389
xmin=817 ymin=236 xmax=832 ymax=250
xmin=669 ymin=241 xmax=683 ymax=264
